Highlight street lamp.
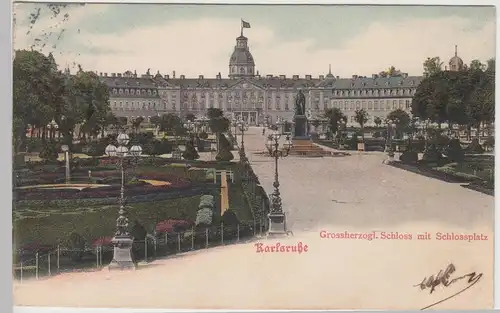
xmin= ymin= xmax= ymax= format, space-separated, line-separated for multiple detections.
xmin=61 ymin=145 xmax=70 ymax=184
xmin=265 ymin=130 xmax=293 ymax=236
xmin=384 ymin=119 xmax=397 ymax=163
xmin=276 ymin=117 xmax=285 ymax=134
xmin=237 ymin=117 xmax=249 ymax=162
xmin=47 ymin=119 xmax=58 ymax=139
xmin=104 ymin=133 xmax=142 ymax=270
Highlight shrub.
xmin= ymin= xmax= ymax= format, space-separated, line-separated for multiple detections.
xmin=222 ymin=209 xmax=240 ymax=226
xmin=195 ymin=207 xmax=213 ymax=226
xmin=467 ymin=138 xmax=485 ymax=154
xmin=216 ymin=148 xmax=234 ymax=161
xmin=421 ymin=145 xmax=442 ymax=163
xmin=86 ymin=143 xmax=106 ymax=157
xmin=444 ymin=139 xmax=465 ymax=163
xmin=67 ymin=232 xmax=85 ymax=263
xmin=130 ymin=220 xmax=147 ymax=241
xmin=39 ymin=142 xmax=59 ymax=162
xmin=199 ymin=194 xmax=215 ymax=209
xmin=182 ymin=140 xmax=200 ymax=160
xmin=399 ymin=151 xmax=418 ymax=164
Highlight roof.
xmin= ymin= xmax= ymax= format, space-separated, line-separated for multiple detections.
xmin=101 ymin=75 xmax=423 ymax=90
xmin=101 ymin=76 xmax=159 ymax=88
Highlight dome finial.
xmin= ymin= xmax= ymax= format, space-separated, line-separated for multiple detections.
xmin=455 ymin=45 xmax=458 ymax=57
xmin=329 ymin=64 xmax=332 ymax=75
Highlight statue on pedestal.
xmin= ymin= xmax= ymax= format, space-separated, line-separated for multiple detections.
xmin=294 ymin=90 xmax=306 ymax=116
xmin=293 ymin=90 xmax=308 ymax=138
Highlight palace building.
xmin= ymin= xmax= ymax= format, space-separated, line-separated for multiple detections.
xmin=99 ymin=31 xmax=464 ymax=127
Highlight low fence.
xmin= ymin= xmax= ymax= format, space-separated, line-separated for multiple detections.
xmin=13 ymin=222 xmax=267 ymax=281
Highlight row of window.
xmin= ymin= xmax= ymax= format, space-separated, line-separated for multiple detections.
xmin=331 ymin=88 xmax=416 ymax=97
xmin=333 ymin=99 xmax=411 ymax=111
xmin=112 ymin=88 xmax=157 ymax=96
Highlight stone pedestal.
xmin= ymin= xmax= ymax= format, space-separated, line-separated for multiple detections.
xmin=293 ymin=115 xmax=308 ymax=139
xmin=108 ymin=236 xmax=136 ymax=271
xmin=267 ymin=212 xmax=288 ymax=236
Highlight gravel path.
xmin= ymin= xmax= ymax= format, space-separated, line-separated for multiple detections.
xmin=14 ymin=127 xmax=494 ymax=310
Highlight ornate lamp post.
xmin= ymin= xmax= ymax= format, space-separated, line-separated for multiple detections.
xmin=104 ymin=133 xmax=142 ymax=270
xmin=46 ymin=119 xmax=58 ymax=139
xmin=384 ymin=119 xmax=397 ymax=163
xmin=265 ymin=131 xmax=293 ymax=236
xmin=231 ymin=117 xmax=239 ymax=137
xmin=237 ymin=117 xmax=249 ymax=162
xmin=61 ymin=145 xmax=71 ymax=184
xmin=276 ymin=117 xmax=285 ymax=134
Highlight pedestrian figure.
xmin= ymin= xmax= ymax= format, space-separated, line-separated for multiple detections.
xmin=262 ymin=127 xmax=266 ymax=136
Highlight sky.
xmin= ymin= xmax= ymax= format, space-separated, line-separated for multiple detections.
xmin=13 ymin=3 xmax=496 ymax=78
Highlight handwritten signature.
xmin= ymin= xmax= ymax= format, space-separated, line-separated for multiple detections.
xmin=414 ymin=263 xmax=483 ymax=310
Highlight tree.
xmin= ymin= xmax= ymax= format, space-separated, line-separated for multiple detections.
xmin=379 ymin=66 xmax=402 ymax=78
xmin=117 ymin=117 xmax=128 ymax=130
xmin=374 ymin=116 xmax=382 ymax=128
xmin=354 ymin=109 xmax=369 ymax=141
xmin=387 ymin=109 xmax=411 ymax=139
xmin=322 ymin=108 xmax=346 ymax=139
xmin=182 ymin=137 xmax=199 ymax=160
xmin=423 ymin=57 xmax=443 ymax=77
xmin=469 ymin=59 xmax=486 ymax=72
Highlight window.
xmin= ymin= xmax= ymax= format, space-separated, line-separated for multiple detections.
xmin=333 ymin=101 xmax=338 ymax=108
xmin=153 ymin=90 xmax=157 ymax=96
xmin=113 ymin=89 xmax=118 ymax=95
xmin=392 ymin=100 xmax=397 ymax=109
xmin=125 ymin=101 xmax=129 ymax=110
xmin=374 ymin=100 xmax=378 ymax=110
xmin=356 ymin=101 xmax=361 ymax=109
xmin=324 ymin=100 xmax=328 ymax=110
xmin=118 ymin=89 xmax=123 ymax=95
xmin=350 ymin=100 xmax=354 ymax=110
xmin=125 ymin=89 xmax=129 ymax=95
xmin=119 ymin=101 xmax=123 ymax=109
xmin=344 ymin=101 xmax=348 ymax=110
xmin=240 ymin=67 xmax=245 ymax=73
xmin=399 ymin=100 xmax=404 ymax=109
xmin=362 ymin=100 xmax=366 ymax=109
xmin=351 ymin=116 xmax=355 ymax=122
xmin=368 ymin=101 xmax=373 ymax=110
xmin=147 ymin=90 xmax=152 ymax=96
xmin=386 ymin=100 xmax=391 ymax=110
xmin=405 ymin=100 xmax=411 ymax=109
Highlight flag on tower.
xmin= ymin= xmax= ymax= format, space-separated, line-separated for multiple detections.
xmin=241 ymin=20 xmax=251 ymax=28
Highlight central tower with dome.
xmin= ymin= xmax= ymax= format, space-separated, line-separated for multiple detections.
xmin=229 ymin=34 xmax=256 ymax=79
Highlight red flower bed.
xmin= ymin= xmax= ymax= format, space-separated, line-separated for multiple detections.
xmin=155 ymin=219 xmax=193 ymax=234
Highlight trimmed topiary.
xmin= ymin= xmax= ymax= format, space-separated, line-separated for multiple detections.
xmin=467 ymin=138 xmax=485 ymax=154
xmin=182 ymin=140 xmax=200 ymax=160
xmin=399 ymin=151 xmax=418 ymax=164
xmin=445 ymin=139 xmax=465 ymax=163
xmin=215 ymin=148 xmax=234 ymax=161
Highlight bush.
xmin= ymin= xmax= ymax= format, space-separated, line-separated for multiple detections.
xmin=216 ymin=148 xmax=234 ymax=161
xmin=195 ymin=207 xmax=213 ymax=226
xmin=467 ymin=138 xmax=485 ymax=154
xmin=421 ymin=145 xmax=443 ymax=163
xmin=86 ymin=143 xmax=106 ymax=157
xmin=221 ymin=209 xmax=240 ymax=226
xmin=444 ymin=139 xmax=465 ymax=163
xmin=130 ymin=220 xmax=147 ymax=241
xmin=399 ymin=151 xmax=418 ymax=164
xmin=39 ymin=142 xmax=59 ymax=162
xmin=182 ymin=140 xmax=200 ymax=160
xmin=67 ymin=232 xmax=85 ymax=263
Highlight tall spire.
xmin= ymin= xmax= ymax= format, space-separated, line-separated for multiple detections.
xmin=455 ymin=45 xmax=458 ymax=57
xmin=329 ymin=64 xmax=332 ymax=75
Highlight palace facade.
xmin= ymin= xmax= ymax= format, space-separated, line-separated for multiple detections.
xmin=100 ymin=33 xmax=464 ymax=127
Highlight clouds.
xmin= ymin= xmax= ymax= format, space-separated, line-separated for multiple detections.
xmin=13 ymin=4 xmax=495 ymax=78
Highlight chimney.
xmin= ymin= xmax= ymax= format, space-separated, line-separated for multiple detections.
xmin=173 ymin=71 xmax=176 ymax=78
xmin=279 ymin=75 xmax=286 ymax=80
xmin=402 ymin=73 xmax=408 ymax=78
xmin=336 ymin=76 xmax=339 ymax=79
xmin=164 ymin=74 xmax=169 ymax=80
xmin=352 ymin=75 xmax=358 ymax=79
xmin=319 ymin=75 xmax=325 ymax=80
xmin=257 ymin=70 xmax=260 ymax=76
xmin=180 ymin=75 xmax=185 ymax=79
xmin=99 ymin=72 xmax=103 ymax=76
xmin=305 ymin=75 xmax=312 ymax=80
xmin=292 ymin=75 xmax=299 ymax=80
xmin=104 ymin=73 xmax=108 ymax=77
xmin=112 ymin=73 xmax=116 ymax=77
xmin=216 ymin=73 xmax=221 ymax=79
xmin=117 ymin=73 xmax=122 ymax=77
xmin=134 ymin=70 xmax=137 ymax=78
xmin=199 ymin=75 xmax=204 ymax=80
xmin=266 ymin=74 xmax=273 ymax=79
